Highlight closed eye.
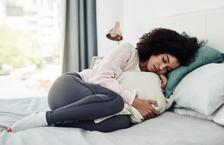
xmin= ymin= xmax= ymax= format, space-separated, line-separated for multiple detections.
xmin=166 ymin=55 xmax=170 ymax=63
xmin=163 ymin=57 xmax=167 ymax=63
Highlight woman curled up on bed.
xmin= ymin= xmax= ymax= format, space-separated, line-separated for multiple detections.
xmin=7 ymin=28 xmax=200 ymax=132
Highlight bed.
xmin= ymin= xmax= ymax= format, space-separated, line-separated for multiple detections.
xmin=0 ymin=97 xmax=224 ymax=145
xmin=1 ymin=7 xmax=224 ymax=145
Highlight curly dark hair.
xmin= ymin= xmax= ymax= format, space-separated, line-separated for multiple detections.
xmin=136 ymin=28 xmax=200 ymax=65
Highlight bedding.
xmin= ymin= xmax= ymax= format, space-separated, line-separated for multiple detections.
xmin=173 ymin=104 xmax=224 ymax=126
xmin=172 ymin=63 xmax=224 ymax=116
xmin=0 ymin=97 xmax=224 ymax=145
xmin=118 ymin=71 xmax=167 ymax=113
xmin=172 ymin=105 xmax=213 ymax=121
xmin=95 ymin=71 xmax=173 ymax=123
xmin=171 ymin=63 xmax=224 ymax=126
xmin=164 ymin=44 xmax=224 ymax=97
xmin=117 ymin=71 xmax=173 ymax=122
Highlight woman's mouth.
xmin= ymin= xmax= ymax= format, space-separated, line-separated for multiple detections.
xmin=153 ymin=65 xmax=158 ymax=73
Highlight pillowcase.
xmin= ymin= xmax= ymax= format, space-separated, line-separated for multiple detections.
xmin=118 ymin=71 xmax=168 ymax=113
xmin=172 ymin=63 xmax=224 ymax=115
xmin=164 ymin=44 xmax=224 ymax=97
xmin=95 ymin=71 xmax=172 ymax=124
xmin=213 ymin=104 xmax=224 ymax=126
xmin=173 ymin=105 xmax=224 ymax=126
xmin=172 ymin=105 xmax=213 ymax=121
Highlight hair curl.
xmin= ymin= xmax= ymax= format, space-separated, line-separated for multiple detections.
xmin=136 ymin=28 xmax=200 ymax=65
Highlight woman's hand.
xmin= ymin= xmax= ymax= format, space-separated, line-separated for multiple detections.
xmin=159 ymin=74 xmax=168 ymax=89
xmin=132 ymin=97 xmax=159 ymax=120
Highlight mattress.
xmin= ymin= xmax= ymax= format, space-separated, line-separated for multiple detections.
xmin=0 ymin=97 xmax=223 ymax=145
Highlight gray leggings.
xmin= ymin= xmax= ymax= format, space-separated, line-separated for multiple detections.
xmin=46 ymin=72 xmax=131 ymax=132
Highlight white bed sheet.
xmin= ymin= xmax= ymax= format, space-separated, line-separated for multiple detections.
xmin=0 ymin=97 xmax=224 ymax=145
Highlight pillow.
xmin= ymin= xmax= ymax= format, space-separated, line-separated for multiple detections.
xmin=95 ymin=71 xmax=173 ymax=124
xmin=164 ymin=44 xmax=224 ymax=97
xmin=213 ymin=104 xmax=224 ymax=126
xmin=172 ymin=63 xmax=224 ymax=115
xmin=173 ymin=105 xmax=224 ymax=126
xmin=172 ymin=105 xmax=213 ymax=121
xmin=118 ymin=71 xmax=168 ymax=113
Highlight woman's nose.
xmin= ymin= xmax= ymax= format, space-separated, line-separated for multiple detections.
xmin=158 ymin=64 xmax=168 ymax=73
xmin=159 ymin=64 xmax=166 ymax=70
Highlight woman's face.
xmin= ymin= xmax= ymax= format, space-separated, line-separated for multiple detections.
xmin=140 ymin=53 xmax=180 ymax=74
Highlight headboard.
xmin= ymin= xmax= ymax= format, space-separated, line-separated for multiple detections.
xmin=126 ymin=7 xmax=224 ymax=53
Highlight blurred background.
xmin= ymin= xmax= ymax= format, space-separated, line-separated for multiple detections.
xmin=1 ymin=0 xmax=224 ymax=99
xmin=0 ymin=0 xmax=64 ymax=98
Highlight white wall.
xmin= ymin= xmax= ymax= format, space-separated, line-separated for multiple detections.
xmin=97 ymin=0 xmax=224 ymax=56
xmin=96 ymin=0 xmax=124 ymax=56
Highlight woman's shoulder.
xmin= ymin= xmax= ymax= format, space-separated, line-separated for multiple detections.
xmin=116 ymin=43 xmax=136 ymax=54
xmin=119 ymin=42 xmax=134 ymax=50
xmin=107 ymin=42 xmax=137 ymax=61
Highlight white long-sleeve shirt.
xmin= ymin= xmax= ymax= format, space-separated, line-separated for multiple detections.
xmin=78 ymin=43 xmax=140 ymax=105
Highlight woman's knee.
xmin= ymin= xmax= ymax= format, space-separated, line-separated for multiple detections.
xmin=48 ymin=74 xmax=92 ymax=110
xmin=114 ymin=95 xmax=124 ymax=112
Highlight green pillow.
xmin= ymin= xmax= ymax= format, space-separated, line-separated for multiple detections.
xmin=164 ymin=44 xmax=224 ymax=97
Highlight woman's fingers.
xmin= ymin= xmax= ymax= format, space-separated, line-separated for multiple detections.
xmin=132 ymin=97 xmax=160 ymax=120
xmin=148 ymin=99 xmax=158 ymax=107
xmin=144 ymin=110 xmax=157 ymax=120
xmin=150 ymin=106 xmax=159 ymax=116
xmin=143 ymin=104 xmax=159 ymax=120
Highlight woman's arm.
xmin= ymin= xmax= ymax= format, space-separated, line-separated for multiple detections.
xmin=88 ymin=43 xmax=137 ymax=105
xmin=132 ymin=97 xmax=159 ymax=119
xmin=89 ymin=43 xmax=160 ymax=118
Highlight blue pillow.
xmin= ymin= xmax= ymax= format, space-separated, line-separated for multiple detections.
xmin=164 ymin=44 xmax=224 ymax=97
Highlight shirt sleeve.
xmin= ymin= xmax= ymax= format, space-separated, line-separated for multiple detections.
xmin=88 ymin=43 xmax=136 ymax=105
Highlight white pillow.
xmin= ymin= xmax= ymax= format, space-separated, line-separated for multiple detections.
xmin=173 ymin=105 xmax=224 ymax=126
xmin=118 ymin=71 xmax=168 ymax=113
xmin=213 ymin=105 xmax=224 ymax=125
xmin=173 ymin=63 xmax=224 ymax=115
xmin=95 ymin=71 xmax=172 ymax=124
xmin=173 ymin=105 xmax=213 ymax=121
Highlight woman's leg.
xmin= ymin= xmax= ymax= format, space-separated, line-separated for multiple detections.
xmin=8 ymin=72 xmax=130 ymax=132
xmin=46 ymin=93 xmax=124 ymax=124
xmin=54 ymin=115 xmax=131 ymax=132
xmin=47 ymin=72 xmax=124 ymax=123
xmin=48 ymin=72 xmax=93 ymax=110
xmin=48 ymin=72 xmax=123 ymax=110
xmin=46 ymin=72 xmax=131 ymax=132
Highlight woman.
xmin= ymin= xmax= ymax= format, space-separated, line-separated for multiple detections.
xmin=7 ymin=28 xmax=199 ymax=132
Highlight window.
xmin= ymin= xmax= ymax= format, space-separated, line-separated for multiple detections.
xmin=0 ymin=0 xmax=65 ymax=99
xmin=6 ymin=5 xmax=24 ymax=16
